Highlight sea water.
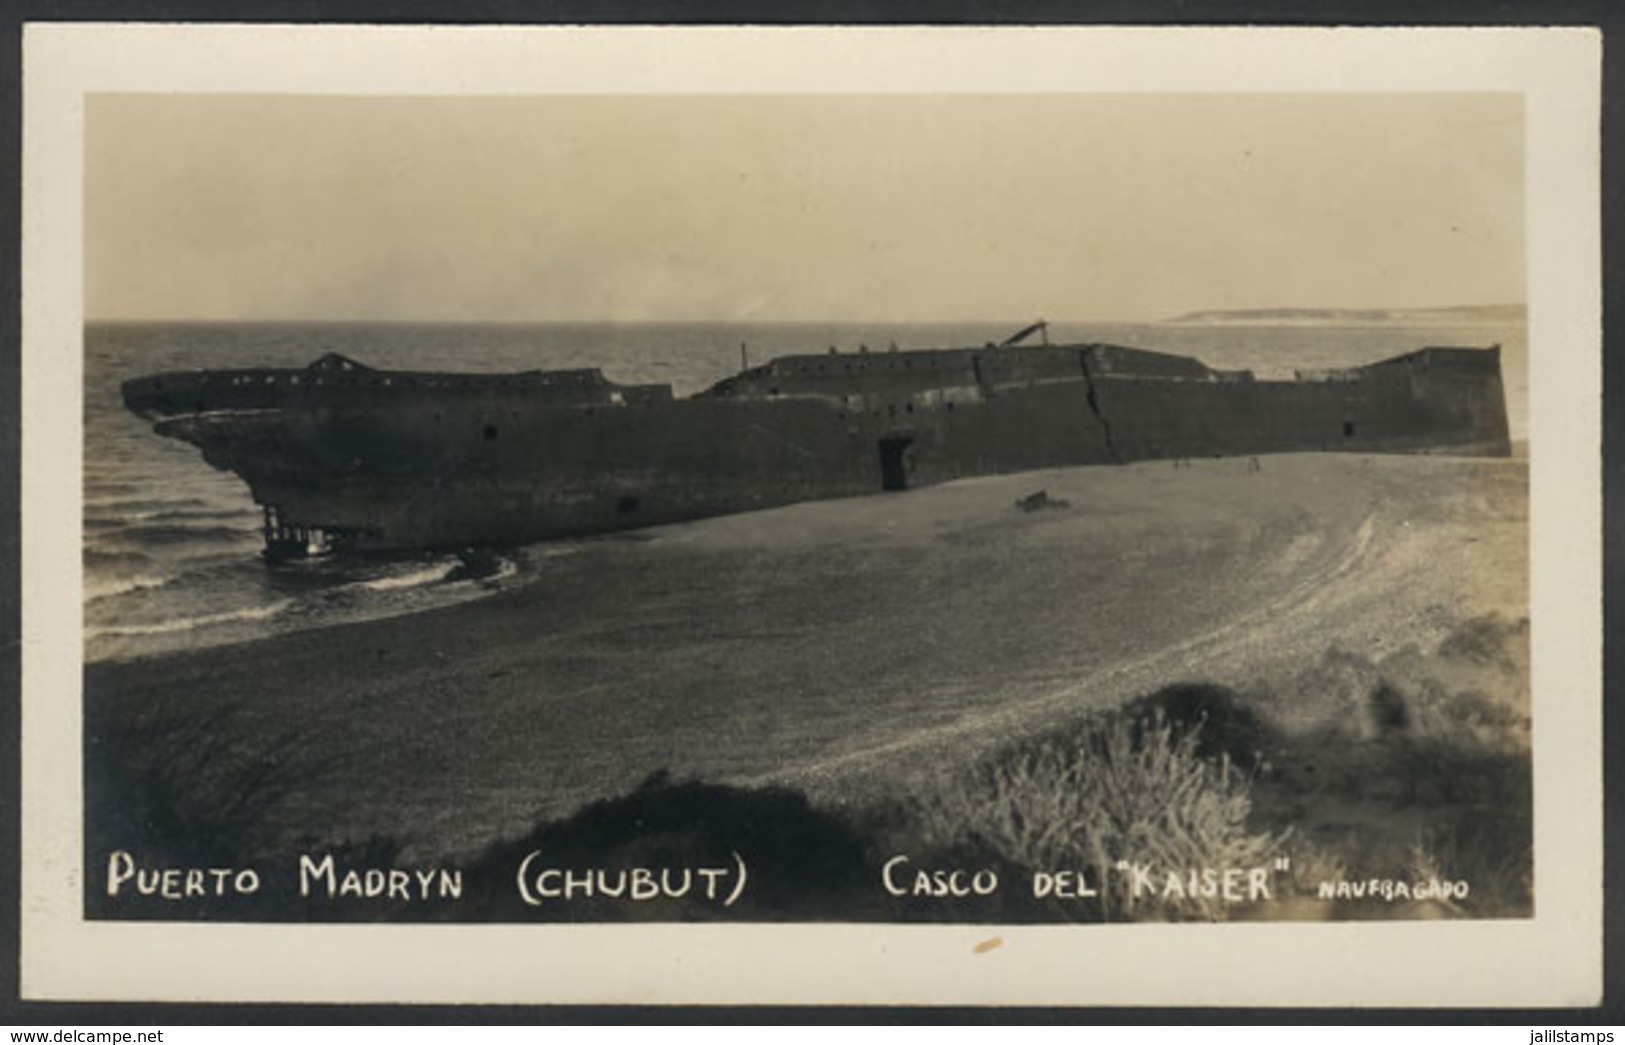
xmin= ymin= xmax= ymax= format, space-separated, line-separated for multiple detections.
xmin=82 ymin=319 xmax=1528 ymax=663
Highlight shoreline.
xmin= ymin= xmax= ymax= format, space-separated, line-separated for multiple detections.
xmin=84 ymin=452 xmax=1529 ymax=866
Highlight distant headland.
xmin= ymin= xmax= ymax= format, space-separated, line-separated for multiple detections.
xmin=1161 ymin=304 xmax=1526 ymax=327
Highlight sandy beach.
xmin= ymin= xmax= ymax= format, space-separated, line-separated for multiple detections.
xmin=84 ymin=452 xmax=1528 ymax=867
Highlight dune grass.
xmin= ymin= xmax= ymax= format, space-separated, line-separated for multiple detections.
xmin=1240 ymin=613 xmax=1533 ymax=918
xmin=865 ymin=613 xmax=1532 ymax=922
xmin=887 ymin=703 xmax=1285 ymax=921
xmin=82 ymin=613 xmax=1532 ymax=923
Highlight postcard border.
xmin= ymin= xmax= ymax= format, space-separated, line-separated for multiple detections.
xmin=18 ymin=23 xmax=1604 ymax=1008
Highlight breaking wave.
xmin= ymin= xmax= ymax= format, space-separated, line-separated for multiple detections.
xmin=87 ymin=506 xmax=254 ymax=528
xmin=84 ymin=573 xmax=170 ymax=603
xmin=358 ymin=561 xmax=460 ymax=592
xmin=85 ymin=599 xmax=295 ymax=641
xmin=105 ymin=523 xmax=257 ymax=547
xmin=83 ymin=496 xmax=213 ymax=516
xmin=450 ymin=556 xmax=519 ymax=585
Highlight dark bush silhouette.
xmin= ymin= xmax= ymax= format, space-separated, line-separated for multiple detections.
xmin=1123 ymin=682 xmax=1274 ymax=771
xmin=453 ymin=770 xmax=882 ymax=921
xmin=1368 ymin=681 xmax=1411 ymax=734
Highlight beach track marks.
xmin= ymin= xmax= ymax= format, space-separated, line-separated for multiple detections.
xmin=755 ymin=511 xmax=1386 ymax=793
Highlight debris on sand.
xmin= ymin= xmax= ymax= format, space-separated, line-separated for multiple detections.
xmin=1015 ymin=489 xmax=1071 ymax=512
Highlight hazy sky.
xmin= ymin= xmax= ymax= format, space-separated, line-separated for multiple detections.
xmin=85 ymin=93 xmax=1524 ymax=323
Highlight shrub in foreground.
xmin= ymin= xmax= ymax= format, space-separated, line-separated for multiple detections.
xmin=901 ymin=704 xmax=1285 ymax=921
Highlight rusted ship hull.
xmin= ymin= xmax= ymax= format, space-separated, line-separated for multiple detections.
xmin=122 ymin=339 xmax=1512 ymax=557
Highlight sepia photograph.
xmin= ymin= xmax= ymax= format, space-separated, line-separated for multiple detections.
xmin=20 ymin=25 xmax=1602 ymax=1007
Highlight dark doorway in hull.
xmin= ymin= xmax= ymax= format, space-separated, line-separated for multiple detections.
xmin=878 ymin=436 xmax=914 ymax=491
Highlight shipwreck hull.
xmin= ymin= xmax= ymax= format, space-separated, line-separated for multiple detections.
xmin=123 ymin=340 xmax=1512 ymax=556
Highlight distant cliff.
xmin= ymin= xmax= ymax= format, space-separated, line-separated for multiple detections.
xmin=1162 ymin=304 xmax=1527 ymax=327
